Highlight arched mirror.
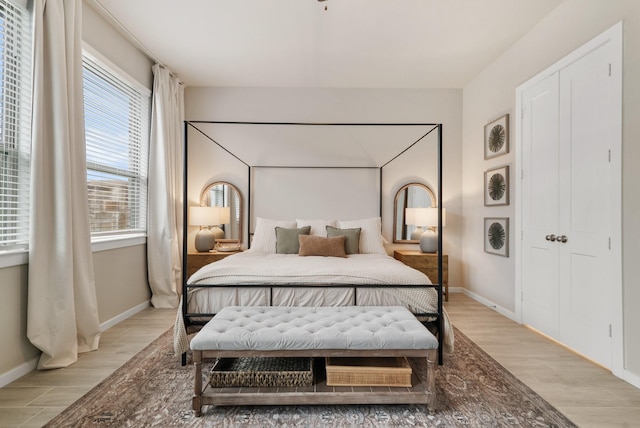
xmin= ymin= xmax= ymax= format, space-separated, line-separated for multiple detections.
xmin=200 ymin=181 xmax=242 ymax=241
xmin=393 ymin=183 xmax=436 ymax=243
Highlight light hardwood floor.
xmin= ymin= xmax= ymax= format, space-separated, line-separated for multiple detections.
xmin=446 ymin=294 xmax=640 ymax=428
xmin=1 ymin=294 xmax=639 ymax=427
xmin=0 ymin=308 xmax=175 ymax=427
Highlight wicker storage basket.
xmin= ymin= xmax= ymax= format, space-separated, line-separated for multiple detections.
xmin=209 ymin=357 xmax=314 ymax=388
xmin=325 ymin=357 xmax=412 ymax=387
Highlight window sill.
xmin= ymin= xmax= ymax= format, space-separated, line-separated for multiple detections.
xmin=0 ymin=250 xmax=28 ymax=269
xmin=0 ymin=234 xmax=148 ymax=269
xmin=91 ymin=234 xmax=147 ymax=252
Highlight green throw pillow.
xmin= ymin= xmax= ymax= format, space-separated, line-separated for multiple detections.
xmin=275 ymin=226 xmax=311 ymax=254
xmin=326 ymin=225 xmax=361 ymax=254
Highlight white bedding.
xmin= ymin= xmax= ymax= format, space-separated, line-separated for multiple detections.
xmin=188 ymin=252 xmax=431 ymax=286
xmin=175 ymin=252 xmax=454 ymax=355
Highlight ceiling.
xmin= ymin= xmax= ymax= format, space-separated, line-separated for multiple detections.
xmin=91 ymin=0 xmax=563 ymax=88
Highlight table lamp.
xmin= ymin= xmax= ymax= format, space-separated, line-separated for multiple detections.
xmin=210 ymin=206 xmax=231 ymax=241
xmin=190 ymin=206 xmax=218 ymax=252
xmin=412 ymin=207 xmax=446 ymax=253
xmin=405 ymin=208 xmax=424 ymax=240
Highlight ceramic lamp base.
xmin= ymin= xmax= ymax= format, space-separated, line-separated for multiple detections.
xmin=195 ymin=228 xmax=215 ymax=252
xmin=210 ymin=226 xmax=225 ymax=240
xmin=410 ymin=226 xmax=425 ymax=240
xmin=419 ymin=230 xmax=438 ymax=253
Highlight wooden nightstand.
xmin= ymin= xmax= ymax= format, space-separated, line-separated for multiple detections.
xmin=393 ymin=250 xmax=449 ymax=301
xmin=186 ymin=251 xmax=241 ymax=277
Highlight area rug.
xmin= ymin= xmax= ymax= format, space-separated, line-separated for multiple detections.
xmin=45 ymin=327 xmax=576 ymax=428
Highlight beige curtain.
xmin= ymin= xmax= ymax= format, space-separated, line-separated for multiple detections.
xmin=147 ymin=64 xmax=184 ymax=308
xmin=27 ymin=0 xmax=101 ymax=369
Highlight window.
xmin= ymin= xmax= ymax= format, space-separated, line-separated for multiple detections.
xmin=82 ymin=51 xmax=150 ymax=237
xmin=0 ymin=0 xmax=31 ymax=252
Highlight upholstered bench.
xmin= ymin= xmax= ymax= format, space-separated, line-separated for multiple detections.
xmin=190 ymin=306 xmax=438 ymax=416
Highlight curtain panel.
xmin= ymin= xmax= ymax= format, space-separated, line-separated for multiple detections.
xmin=147 ymin=64 xmax=184 ymax=308
xmin=27 ymin=0 xmax=101 ymax=369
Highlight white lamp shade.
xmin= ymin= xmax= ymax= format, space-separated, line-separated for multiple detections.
xmin=411 ymin=207 xmax=445 ymax=227
xmin=405 ymin=208 xmax=416 ymax=225
xmin=190 ymin=206 xmax=218 ymax=226
xmin=190 ymin=206 xmax=233 ymax=226
xmin=218 ymin=206 xmax=231 ymax=224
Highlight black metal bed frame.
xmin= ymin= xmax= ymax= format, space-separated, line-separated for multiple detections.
xmin=181 ymin=120 xmax=445 ymax=364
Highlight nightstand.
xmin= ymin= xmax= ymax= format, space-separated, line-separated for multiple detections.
xmin=186 ymin=251 xmax=241 ymax=277
xmin=393 ymin=250 xmax=449 ymax=301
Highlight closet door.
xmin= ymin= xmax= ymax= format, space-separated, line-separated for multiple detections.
xmin=521 ymin=73 xmax=560 ymax=339
xmin=557 ymin=43 xmax=614 ymax=368
xmin=521 ymin=38 xmax=617 ymax=369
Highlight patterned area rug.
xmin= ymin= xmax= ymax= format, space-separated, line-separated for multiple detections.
xmin=45 ymin=327 xmax=576 ymax=427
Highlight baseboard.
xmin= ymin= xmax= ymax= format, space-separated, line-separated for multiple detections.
xmin=0 ymin=300 xmax=152 ymax=388
xmin=461 ymin=288 xmax=519 ymax=323
xmin=623 ymin=368 xmax=640 ymax=390
xmin=100 ymin=300 xmax=151 ymax=332
xmin=0 ymin=357 xmax=38 ymax=388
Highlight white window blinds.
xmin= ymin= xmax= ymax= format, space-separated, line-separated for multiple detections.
xmin=0 ymin=0 xmax=31 ymax=251
xmin=82 ymin=53 xmax=150 ymax=236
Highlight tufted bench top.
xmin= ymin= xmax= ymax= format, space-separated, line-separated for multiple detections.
xmin=190 ymin=306 xmax=438 ymax=351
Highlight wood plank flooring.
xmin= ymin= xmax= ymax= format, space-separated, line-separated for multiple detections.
xmin=0 ymin=307 xmax=175 ymax=427
xmin=446 ymin=294 xmax=640 ymax=427
xmin=0 ymin=294 xmax=639 ymax=427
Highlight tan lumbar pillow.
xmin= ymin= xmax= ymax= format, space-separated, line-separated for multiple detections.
xmin=298 ymin=234 xmax=347 ymax=258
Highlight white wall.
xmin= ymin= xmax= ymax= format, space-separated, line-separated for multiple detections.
xmin=461 ymin=0 xmax=640 ymax=379
xmin=83 ymin=2 xmax=153 ymax=89
xmin=185 ymin=87 xmax=463 ymax=285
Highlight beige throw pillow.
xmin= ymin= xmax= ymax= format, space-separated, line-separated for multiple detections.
xmin=298 ymin=235 xmax=347 ymax=258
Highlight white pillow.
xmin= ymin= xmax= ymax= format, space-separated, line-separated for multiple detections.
xmin=337 ymin=217 xmax=386 ymax=254
xmin=296 ymin=219 xmax=337 ymax=236
xmin=249 ymin=217 xmax=296 ymax=253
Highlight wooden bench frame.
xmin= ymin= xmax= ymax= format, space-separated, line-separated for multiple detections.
xmin=192 ymin=347 xmax=437 ymax=416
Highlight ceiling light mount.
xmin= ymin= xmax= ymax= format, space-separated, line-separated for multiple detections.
xmin=317 ymin=0 xmax=327 ymax=11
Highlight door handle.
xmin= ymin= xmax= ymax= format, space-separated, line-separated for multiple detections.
xmin=558 ymin=235 xmax=568 ymax=243
xmin=545 ymin=234 xmax=557 ymax=242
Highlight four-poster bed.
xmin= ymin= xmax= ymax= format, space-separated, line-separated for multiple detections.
xmin=176 ymin=121 xmax=450 ymax=369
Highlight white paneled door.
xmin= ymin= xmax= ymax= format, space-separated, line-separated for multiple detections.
xmin=521 ymin=73 xmax=560 ymax=340
xmin=557 ymin=42 xmax=615 ymax=368
xmin=520 ymin=26 xmax=621 ymax=369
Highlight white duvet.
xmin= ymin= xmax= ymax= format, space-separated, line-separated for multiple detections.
xmin=175 ymin=252 xmax=454 ymax=355
xmin=188 ymin=252 xmax=432 ymax=286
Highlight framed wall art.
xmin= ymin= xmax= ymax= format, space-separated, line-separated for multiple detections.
xmin=484 ymin=114 xmax=509 ymax=159
xmin=484 ymin=165 xmax=509 ymax=206
xmin=484 ymin=217 xmax=509 ymax=257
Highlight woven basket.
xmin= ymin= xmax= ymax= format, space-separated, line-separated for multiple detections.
xmin=209 ymin=357 xmax=314 ymax=388
xmin=325 ymin=357 xmax=412 ymax=387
